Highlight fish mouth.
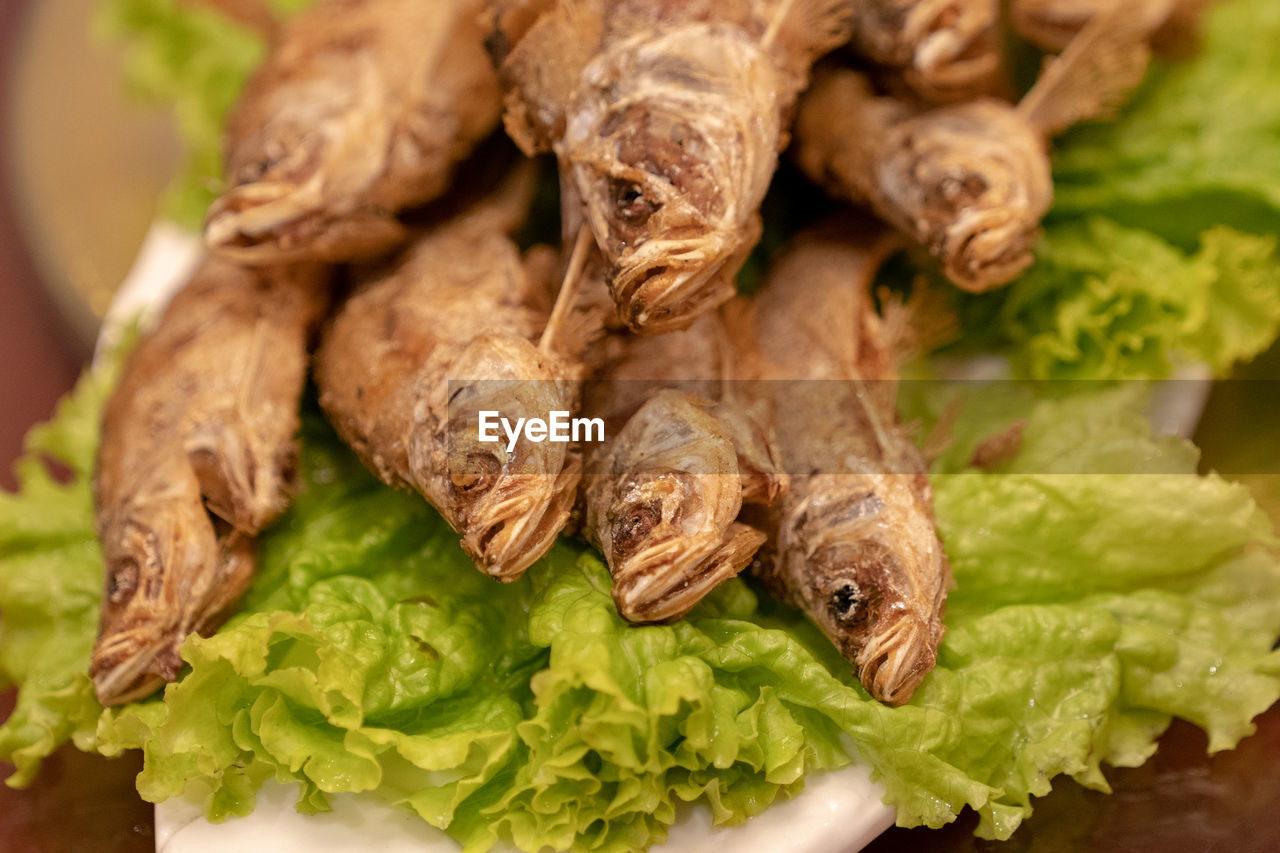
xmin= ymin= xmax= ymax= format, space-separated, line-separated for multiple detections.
xmin=908 ymin=0 xmax=999 ymax=95
xmin=609 ymin=238 xmax=741 ymax=334
xmin=461 ymin=455 xmax=583 ymax=582
xmin=943 ymin=210 xmax=1040 ymax=291
xmin=610 ymin=522 xmax=765 ymax=624
xmin=90 ymin=630 xmax=180 ymax=706
xmin=205 ymin=181 xmax=320 ymax=254
xmin=854 ymin=615 xmax=937 ymax=706
xmin=204 ymin=180 xmax=404 ymax=263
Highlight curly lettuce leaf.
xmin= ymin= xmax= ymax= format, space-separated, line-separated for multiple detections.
xmin=947 ymin=0 xmax=1280 ymax=380
xmin=993 ymin=220 xmax=1280 ymax=380
xmin=1049 ymin=0 xmax=1280 ymax=245
xmin=4 ymin=352 xmax=1280 ymax=851
xmin=0 ymin=356 xmax=124 ymax=785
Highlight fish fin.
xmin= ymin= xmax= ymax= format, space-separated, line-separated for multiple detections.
xmin=496 ymin=0 xmax=605 ymax=153
xmin=968 ymin=417 xmax=1027 ymax=471
xmin=762 ymin=0 xmax=856 ymax=72
xmin=876 ymin=277 xmax=958 ymax=368
xmin=919 ymin=399 xmax=961 ymax=464
xmin=1017 ymin=4 xmax=1157 ymax=137
xmin=711 ymin=402 xmax=789 ymax=506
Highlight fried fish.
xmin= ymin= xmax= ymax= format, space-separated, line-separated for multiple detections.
xmin=849 ymin=0 xmax=1006 ymax=102
xmin=205 ymin=0 xmax=502 ymax=264
xmin=795 ymin=6 xmax=1158 ymax=291
xmin=582 ymin=314 xmax=783 ymax=623
xmin=315 ymin=187 xmax=583 ymax=582
xmin=729 ymin=223 xmax=950 ymax=705
xmin=487 ymin=0 xmax=853 ymax=333
xmin=92 ymin=258 xmax=329 ymax=706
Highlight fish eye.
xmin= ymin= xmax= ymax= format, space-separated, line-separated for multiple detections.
xmin=609 ymin=178 xmax=661 ymax=227
xmin=451 ymin=451 xmax=501 ymax=495
xmin=611 ymin=498 xmax=662 ymax=557
xmin=829 ymin=581 xmax=867 ymax=625
xmin=931 ymin=171 xmax=990 ymax=214
xmin=107 ymin=558 xmax=140 ymax=605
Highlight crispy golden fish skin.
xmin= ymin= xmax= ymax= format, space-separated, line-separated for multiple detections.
xmin=794 ymin=69 xmax=1053 ymax=292
xmin=91 ymin=259 xmax=329 ymax=706
xmin=850 ymin=0 xmax=1006 ymax=102
xmin=488 ymin=0 xmax=852 ymax=334
xmin=730 ymin=226 xmax=950 ymax=706
xmin=315 ymin=208 xmax=582 ymax=583
xmin=205 ymin=0 xmax=502 ymax=265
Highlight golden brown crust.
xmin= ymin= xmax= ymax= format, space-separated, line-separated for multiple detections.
xmin=581 ymin=313 xmax=784 ymax=623
xmin=849 ymin=0 xmax=1007 ymax=103
xmin=794 ymin=68 xmax=1053 ymax=292
xmin=729 ymin=227 xmax=951 ymax=705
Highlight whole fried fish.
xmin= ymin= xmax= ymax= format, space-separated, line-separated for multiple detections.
xmin=315 ymin=190 xmax=583 ymax=582
xmin=582 ymin=314 xmax=783 ymax=623
xmin=794 ymin=70 xmax=1052 ymax=291
xmin=205 ymin=0 xmax=502 ymax=264
xmin=92 ymin=259 xmax=329 ymax=706
xmin=794 ymin=8 xmax=1156 ymax=291
xmin=728 ymin=223 xmax=950 ymax=705
xmin=487 ymin=0 xmax=853 ymax=334
xmin=850 ymin=0 xmax=1006 ymax=102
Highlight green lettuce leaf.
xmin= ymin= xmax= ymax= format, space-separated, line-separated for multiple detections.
xmin=993 ymin=220 xmax=1280 ymax=380
xmin=948 ymin=0 xmax=1280 ymax=379
xmin=0 ymin=355 xmax=123 ymax=785
xmin=1049 ymin=0 xmax=1280 ymax=245
xmin=4 ymin=355 xmax=1279 ymax=851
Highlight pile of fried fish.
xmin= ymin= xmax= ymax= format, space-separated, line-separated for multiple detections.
xmin=90 ymin=0 xmax=1208 ymax=709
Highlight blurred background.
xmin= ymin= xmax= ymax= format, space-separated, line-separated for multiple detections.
xmin=0 ymin=2 xmax=1277 ymax=852
xmin=0 ymin=0 xmax=180 ymax=494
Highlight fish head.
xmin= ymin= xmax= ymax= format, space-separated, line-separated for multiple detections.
xmin=592 ymin=390 xmax=758 ymax=621
xmin=600 ymin=466 xmax=716 ymax=612
xmin=566 ymin=28 xmax=779 ymax=333
xmin=813 ymin=540 xmax=937 ymax=705
xmin=205 ymin=60 xmax=404 ymax=263
xmin=438 ymin=333 xmax=582 ymax=581
xmin=789 ymin=480 xmax=945 ymax=705
xmin=886 ymin=101 xmax=1052 ymax=291
xmin=91 ymin=483 xmax=255 ymax=706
